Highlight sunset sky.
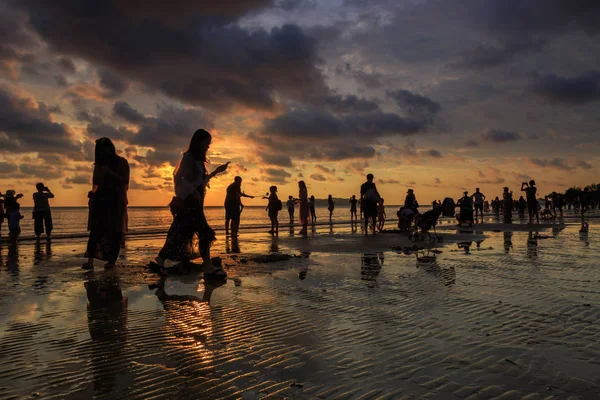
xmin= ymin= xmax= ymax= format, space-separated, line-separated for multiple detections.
xmin=0 ymin=0 xmax=598 ymax=207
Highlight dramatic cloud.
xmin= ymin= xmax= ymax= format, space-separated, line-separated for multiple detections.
xmin=379 ymin=178 xmax=400 ymax=185
xmin=309 ymin=173 xmax=326 ymax=182
xmin=532 ymin=71 xmax=600 ymax=104
xmin=0 ymin=86 xmax=87 ymax=160
xmin=575 ymin=160 xmax=593 ymax=170
xmin=324 ymin=95 xmax=380 ymax=114
xmin=483 ymin=129 xmax=522 ymax=143
xmin=12 ymin=1 xmax=328 ymax=111
xmin=260 ymin=167 xmax=292 ymax=184
xmin=64 ymin=174 xmax=91 ymax=185
xmin=420 ymin=149 xmax=443 ymax=158
xmin=260 ymin=153 xmax=293 ymax=167
xmin=528 ymin=158 xmax=575 ymax=171
xmin=387 ymin=90 xmax=441 ymax=120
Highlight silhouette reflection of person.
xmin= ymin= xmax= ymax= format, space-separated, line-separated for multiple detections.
xmin=34 ymin=238 xmax=52 ymax=265
xmin=527 ymin=232 xmax=538 ymax=258
xmin=85 ymin=273 xmax=128 ymax=396
xmin=361 ymin=252 xmax=384 ymax=281
xmin=503 ymin=231 xmax=513 ymax=253
xmin=298 ymin=252 xmax=310 ymax=280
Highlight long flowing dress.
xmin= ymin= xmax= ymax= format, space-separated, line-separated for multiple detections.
xmin=85 ymin=156 xmax=129 ymax=263
xmin=299 ymin=187 xmax=310 ymax=225
xmin=158 ymin=152 xmax=215 ymax=262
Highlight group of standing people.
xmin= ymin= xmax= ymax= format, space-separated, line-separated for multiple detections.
xmin=0 ymin=183 xmax=55 ymax=249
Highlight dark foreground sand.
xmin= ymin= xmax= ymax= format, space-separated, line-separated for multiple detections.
xmin=0 ymin=221 xmax=598 ymax=399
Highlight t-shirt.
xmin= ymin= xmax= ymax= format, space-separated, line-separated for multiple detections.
xmin=286 ymin=199 xmax=294 ymax=211
xmin=525 ymin=186 xmax=537 ymax=202
xmin=472 ymin=192 xmax=484 ymax=205
xmin=8 ymin=211 xmax=22 ymax=230
xmin=33 ymin=192 xmax=54 ymax=211
xmin=361 ymin=181 xmax=379 ymax=204
xmin=224 ymin=183 xmax=241 ymax=207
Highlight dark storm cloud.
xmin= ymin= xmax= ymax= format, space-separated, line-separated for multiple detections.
xmin=529 ymin=158 xmax=575 ymax=171
xmin=19 ymin=163 xmax=63 ymax=179
xmin=0 ymin=86 xmax=87 ymax=160
xmin=260 ymin=153 xmax=293 ymax=167
xmin=0 ymin=161 xmax=18 ymax=175
xmin=98 ymin=68 xmax=129 ymax=97
xmin=11 ymin=0 xmax=328 ymax=111
xmin=261 ymin=167 xmax=292 ymax=184
xmin=324 ymin=95 xmax=380 ymax=114
xmin=263 ymin=109 xmax=425 ymax=139
xmin=456 ymin=39 xmax=546 ymax=70
xmin=113 ymin=101 xmax=146 ymax=124
xmin=483 ymin=129 xmax=522 ymax=143
xmin=532 ymin=71 xmax=600 ymax=104
xmin=64 ymin=174 xmax=91 ymax=185
xmin=387 ymin=90 xmax=441 ymax=117
xmin=420 ymin=149 xmax=443 ymax=158
xmin=576 ymin=160 xmax=593 ymax=170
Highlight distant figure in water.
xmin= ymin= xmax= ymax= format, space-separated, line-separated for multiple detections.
xmin=297 ymin=181 xmax=310 ymax=234
xmin=224 ymin=176 xmax=254 ymax=237
xmin=83 ymin=138 xmax=129 ymax=270
xmin=579 ymin=187 xmax=590 ymax=219
xmin=471 ymin=188 xmax=485 ymax=223
xmin=266 ymin=185 xmax=281 ymax=235
xmin=152 ymin=129 xmax=229 ymax=278
xmin=33 ymin=182 xmax=54 ymax=239
xmin=521 ymin=180 xmax=539 ymax=224
xmin=377 ymin=198 xmax=386 ymax=232
xmin=349 ymin=195 xmax=358 ymax=222
xmin=309 ymin=195 xmax=316 ymax=224
xmin=457 ymin=191 xmax=474 ymax=227
xmin=327 ymin=194 xmax=335 ymax=223
xmin=503 ymin=187 xmax=513 ymax=223
xmin=4 ymin=190 xmax=24 ymax=251
xmin=286 ymin=195 xmax=295 ymax=224
xmin=518 ymin=196 xmax=527 ymax=218
xmin=360 ymin=173 xmax=381 ymax=235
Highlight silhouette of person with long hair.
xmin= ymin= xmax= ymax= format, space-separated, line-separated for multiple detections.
xmin=224 ymin=176 xmax=254 ymax=237
xmin=152 ymin=129 xmax=229 ymax=278
xmin=327 ymin=194 xmax=335 ymax=223
xmin=297 ymin=181 xmax=310 ymax=235
xmin=83 ymin=138 xmax=129 ymax=270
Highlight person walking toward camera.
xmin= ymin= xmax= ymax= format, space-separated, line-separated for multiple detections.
xmin=33 ymin=183 xmax=55 ymax=239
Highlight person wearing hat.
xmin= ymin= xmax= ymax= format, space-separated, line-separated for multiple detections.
xmin=404 ymin=189 xmax=419 ymax=211
xmin=4 ymin=190 xmax=24 ymax=248
xmin=33 ymin=182 xmax=55 ymax=238
xmin=457 ymin=191 xmax=474 ymax=226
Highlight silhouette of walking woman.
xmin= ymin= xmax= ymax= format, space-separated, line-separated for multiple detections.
xmin=83 ymin=138 xmax=129 ymax=270
xmin=152 ymin=129 xmax=229 ymax=278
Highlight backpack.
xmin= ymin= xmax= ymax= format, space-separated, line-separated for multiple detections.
xmin=275 ymin=199 xmax=283 ymax=211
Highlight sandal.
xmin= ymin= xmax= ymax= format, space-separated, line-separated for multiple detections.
xmin=203 ymin=268 xmax=227 ymax=281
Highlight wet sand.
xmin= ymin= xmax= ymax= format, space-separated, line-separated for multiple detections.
xmin=0 ymin=221 xmax=599 ymax=399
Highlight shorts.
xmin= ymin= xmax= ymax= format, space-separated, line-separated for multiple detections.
xmin=527 ymin=200 xmax=537 ymax=213
xmin=364 ymin=202 xmax=377 ymax=218
xmin=474 ymin=204 xmax=483 ymax=211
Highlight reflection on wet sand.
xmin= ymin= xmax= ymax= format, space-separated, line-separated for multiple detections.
xmin=527 ymin=232 xmax=538 ymax=258
xmin=503 ymin=231 xmax=513 ymax=253
xmin=361 ymin=252 xmax=384 ymax=283
xmin=298 ymin=251 xmax=310 ymax=279
xmin=225 ymin=235 xmax=240 ymax=254
xmin=85 ymin=272 xmax=128 ymax=396
xmin=33 ymin=238 xmax=52 ymax=265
